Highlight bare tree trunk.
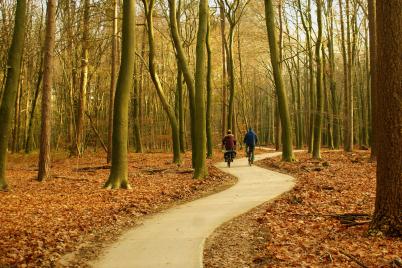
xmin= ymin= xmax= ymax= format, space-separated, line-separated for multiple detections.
xmin=12 ymin=78 xmax=22 ymax=153
xmin=25 ymin=48 xmax=43 ymax=153
xmin=72 ymin=0 xmax=90 ymax=157
xmin=104 ymin=0 xmax=136 ymax=189
xmin=143 ymin=0 xmax=181 ymax=164
xmin=312 ymin=0 xmax=323 ymax=159
xmin=167 ymin=0 xmax=195 ymax=165
xmin=219 ymin=2 xmax=227 ymax=137
xmin=206 ymin=13 xmax=213 ymax=158
xmin=297 ymin=0 xmax=314 ymax=153
xmin=368 ymin=0 xmax=377 ymax=158
xmin=344 ymin=0 xmax=354 ymax=152
xmin=107 ymin=0 xmax=119 ymax=163
xmin=0 ymin=0 xmax=27 ymax=190
xmin=37 ymin=0 xmax=56 ymax=181
xmin=369 ymin=0 xmax=402 ymax=237
xmin=264 ymin=0 xmax=294 ymax=161
xmin=327 ymin=0 xmax=340 ymax=149
xmin=193 ymin=0 xmax=209 ymax=178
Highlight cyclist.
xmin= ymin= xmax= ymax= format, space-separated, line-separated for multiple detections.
xmin=243 ymin=127 xmax=258 ymax=163
xmin=222 ymin=129 xmax=237 ymax=160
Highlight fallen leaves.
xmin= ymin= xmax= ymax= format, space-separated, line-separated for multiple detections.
xmin=255 ymin=151 xmax=401 ymax=267
xmin=204 ymin=150 xmax=402 ymax=268
xmin=0 ymin=151 xmax=236 ymax=267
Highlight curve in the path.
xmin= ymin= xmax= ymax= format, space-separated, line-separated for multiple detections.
xmin=92 ymin=151 xmax=295 ymax=268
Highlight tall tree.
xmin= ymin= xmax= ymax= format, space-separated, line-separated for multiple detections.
xmin=327 ymin=0 xmax=340 ymax=149
xmin=344 ymin=0 xmax=354 ymax=152
xmin=297 ymin=0 xmax=314 ymax=153
xmin=37 ymin=0 xmax=57 ymax=181
xmin=369 ymin=0 xmax=401 ymax=237
xmin=142 ymin=0 xmax=181 ymax=164
xmin=312 ymin=0 xmax=323 ymax=159
xmin=104 ymin=0 xmax=136 ymax=189
xmin=0 ymin=0 xmax=27 ymax=190
xmin=218 ymin=1 xmax=227 ymax=137
xmin=168 ymin=0 xmax=196 ymax=165
xmin=220 ymin=0 xmax=249 ymax=132
xmin=72 ymin=0 xmax=90 ymax=156
xmin=368 ymin=0 xmax=377 ymax=158
xmin=193 ymin=0 xmax=208 ymax=178
xmin=206 ymin=11 xmax=213 ymax=158
xmin=108 ymin=0 xmax=119 ymax=163
xmin=264 ymin=0 xmax=294 ymax=162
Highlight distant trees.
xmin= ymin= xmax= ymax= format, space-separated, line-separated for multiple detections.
xmin=0 ymin=0 xmax=27 ymax=190
xmin=0 ymin=0 xmax=397 ymax=184
xmin=142 ymin=0 xmax=181 ymax=164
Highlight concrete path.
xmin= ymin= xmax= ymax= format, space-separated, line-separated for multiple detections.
xmin=92 ymin=151 xmax=295 ymax=268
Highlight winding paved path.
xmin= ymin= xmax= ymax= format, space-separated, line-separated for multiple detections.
xmin=92 ymin=151 xmax=295 ymax=268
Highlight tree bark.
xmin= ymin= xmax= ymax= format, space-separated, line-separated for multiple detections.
xmin=37 ymin=0 xmax=56 ymax=181
xmin=312 ymin=0 xmax=324 ymax=159
xmin=264 ymin=0 xmax=294 ymax=161
xmin=143 ymin=0 xmax=181 ymax=164
xmin=219 ymin=2 xmax=227 ymax=137
xmin=206 ymin=13 xmax=213 ymax=159
xmin=193 ymin=0 xmax=208 ymax=178
xmin=0 ymin=0 xmax=27 ymax=190
xmin=297 ymin=0 xmax=314 ymax=153
xmin=107 ymin=0 xmax=119 ymax=163
xmin=327 ymin=0 xmax=340 ymax=149
xmin=167 ymin=0 xmax=195 ymax=165
xmin=369 ymin=0 xmax=402 ymax=237
xmin=368 ymin=0 xmax=377 ymax=158
xmin=104 ymin=0 xmax=136 ymax=189
xmin=72 ymin=0 xmax=90 ymax=157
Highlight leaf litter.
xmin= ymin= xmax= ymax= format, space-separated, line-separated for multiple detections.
xmin=204 ymin=150 xmax=401 ymax=268
xmin=0 ymin=151 xmax=236 ymax=267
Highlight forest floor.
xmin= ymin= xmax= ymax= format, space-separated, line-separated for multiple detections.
xmin=204 ymin=150 xmax=402 ymax=268
xmin=0 ymin=148 xmax=258 ymax=267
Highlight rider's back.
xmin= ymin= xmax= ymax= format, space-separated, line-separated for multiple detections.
xmin=222 ymin=134 xmax=236 ymax=150
xmin=244 ymin=131 xmax=257 ymax=146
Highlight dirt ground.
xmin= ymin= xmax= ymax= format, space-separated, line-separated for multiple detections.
xmin=204 ymin=150 xmax=402 ymax=268
xmin=0 ymin=150 xmax=237 ymax=267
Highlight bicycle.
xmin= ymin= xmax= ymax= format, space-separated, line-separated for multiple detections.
xmin=246 ymin=146 xmax=254 ymax=166
xmin=224 ymin=150 xmax=236 ymax=167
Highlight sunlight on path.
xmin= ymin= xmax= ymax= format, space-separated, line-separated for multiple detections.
xmin=92 ymin=151 xmax=295 ymax=268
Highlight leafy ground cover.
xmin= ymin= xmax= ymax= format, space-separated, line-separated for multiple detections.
xmin=204 ymin=150 xmax=401 ymax=267
xmin=0 ymin=150 xmax=237 ymax=267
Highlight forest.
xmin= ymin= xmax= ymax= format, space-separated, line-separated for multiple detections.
xmin=0 ymin=0 xmax=401 ymax=267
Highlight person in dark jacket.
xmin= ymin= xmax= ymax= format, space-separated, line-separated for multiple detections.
xmin=222 ymin=129 xmax=236 ymax=159
xmin=243 ymin=127 xmax=258 ymax=161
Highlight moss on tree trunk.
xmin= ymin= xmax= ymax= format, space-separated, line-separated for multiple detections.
xmin=264 ymin=0 xmax=294 ymax=162
xmin=104 ymin=0 xmax=136 ymax=189
xmin=0 ymin=0 xmax=27 ymax=190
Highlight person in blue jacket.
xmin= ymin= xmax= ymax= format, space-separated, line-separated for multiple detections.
xmin=243 ymin=127 xmax=258 ymax=162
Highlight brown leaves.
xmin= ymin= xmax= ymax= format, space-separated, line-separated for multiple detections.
xmin=255 ymin=151 xmax=402 ymax=267
xmin=0 ymin=151 xmax=236 ymax=267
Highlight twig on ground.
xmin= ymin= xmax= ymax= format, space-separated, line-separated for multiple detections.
xmin=340 ymin=250 xmax=369 ymax=268
xmin=73 ymin=165 xmax=110 ymax=172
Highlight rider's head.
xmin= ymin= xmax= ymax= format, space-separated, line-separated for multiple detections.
xmin=248 ymin=127 xmax=252 ymax=132
xmin=227 ymin=129 xmax=232 ymax=134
